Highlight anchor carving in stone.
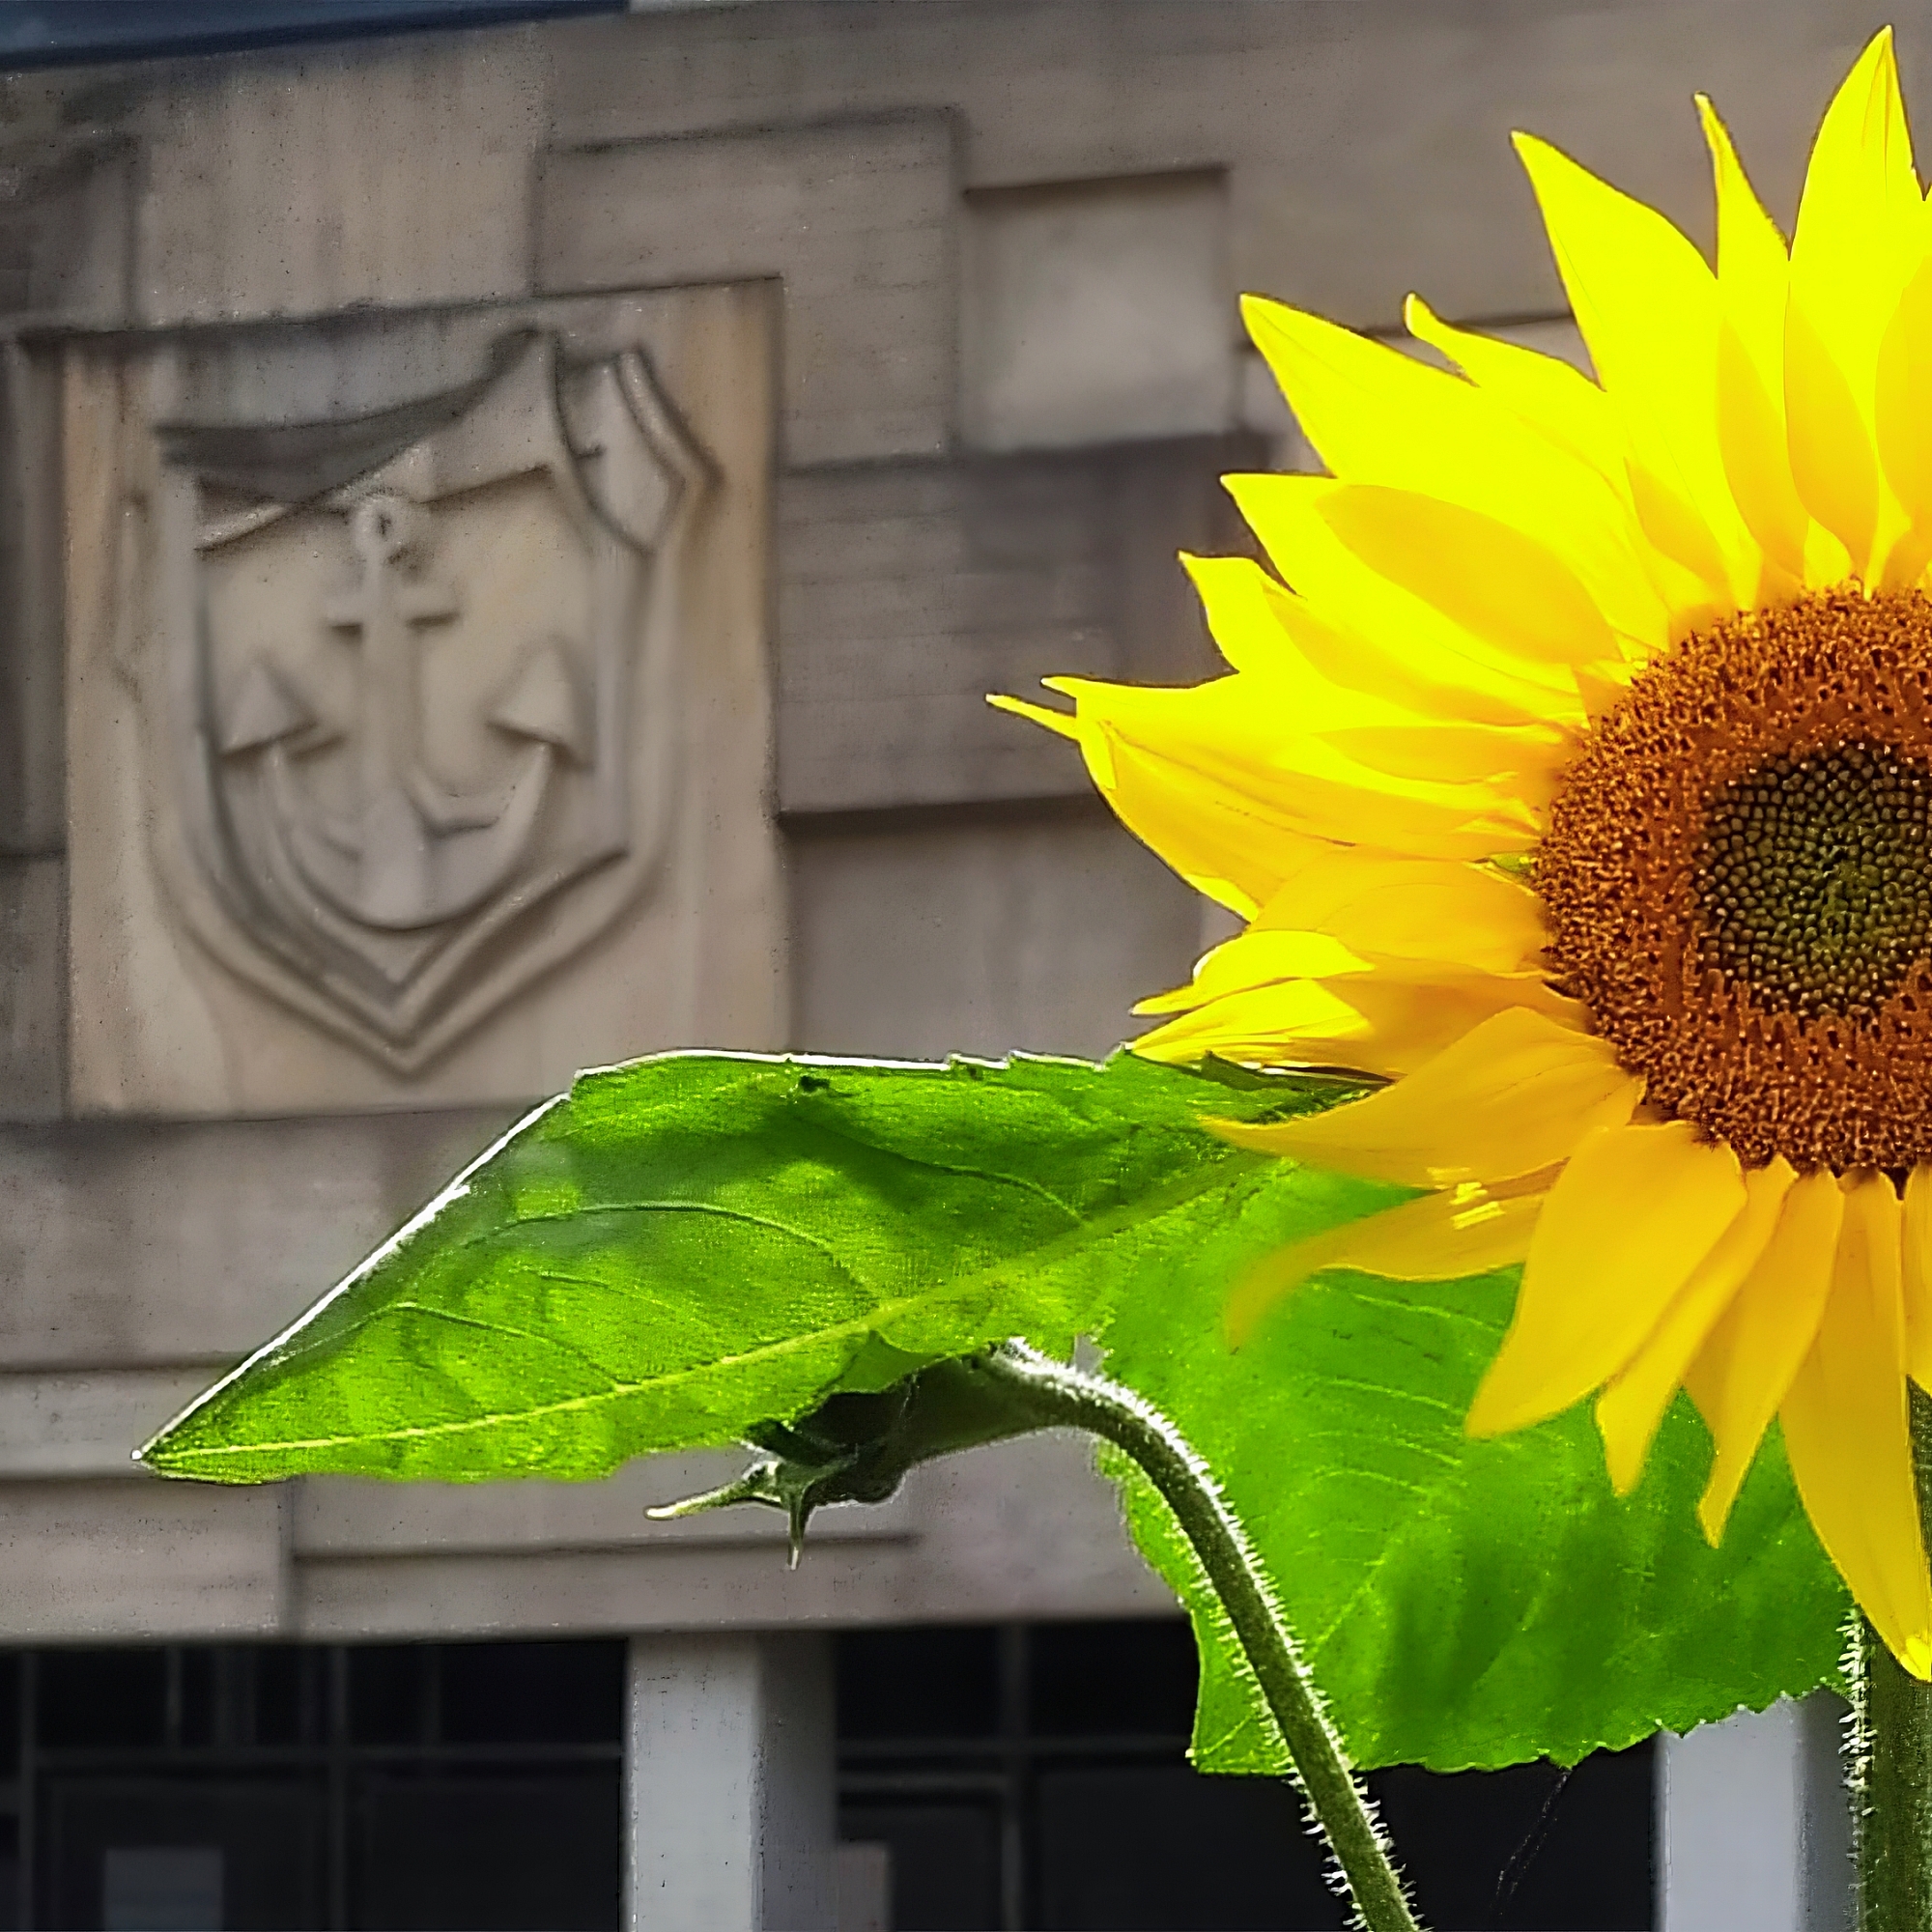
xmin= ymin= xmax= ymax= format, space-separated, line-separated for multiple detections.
xmin=223 ymin=489 xmax=589 ymax=933
xmin=146 ymin=326 xmax=710 ymax=1071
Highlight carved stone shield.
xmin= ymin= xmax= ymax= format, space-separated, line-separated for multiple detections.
xmin=138 ymin=328 xmax=711 ymax=1072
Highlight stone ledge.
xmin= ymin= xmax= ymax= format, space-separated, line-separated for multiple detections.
xmin=0 ymin=1364 xmax=213 ymax=1478
xmin=295 ymin=1454 xmax=917 ymax=1557
xmin=0 ymin=1477 xmax=286 ymax=1639
xmin=294 ymin=1434 xmax=1169 ymax=1640
xmin=0 ymin=1345 xmax=1167 ymax=1640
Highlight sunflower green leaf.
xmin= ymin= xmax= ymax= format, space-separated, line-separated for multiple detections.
xmin=136 ymin=1050 xmax=1339 ymax=1484
xmin=139 ymin=1045 xmax=1850 ymax=1775
xmin=1099 ymin=1243 xmax=1851 ymax=1772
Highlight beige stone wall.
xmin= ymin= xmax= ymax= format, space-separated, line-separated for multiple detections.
xmin=0 ymin=0 xmax=1904 ymax=1640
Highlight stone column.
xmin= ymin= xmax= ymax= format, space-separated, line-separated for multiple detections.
xmin=624 ymin=1632 xmax=838 ymax=1932
xmin=1658 ymin=1693 xmax=1851 ymax=1932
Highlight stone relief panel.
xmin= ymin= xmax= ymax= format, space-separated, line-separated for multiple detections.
xmin=163 ymin=329 xmax=699 ymax=1070
xmin=65 ymin=286 xmax=784 ymax=1115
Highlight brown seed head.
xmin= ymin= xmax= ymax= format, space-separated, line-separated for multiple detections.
xmin=1538 ymin=587 xmax=1932 ymax=1171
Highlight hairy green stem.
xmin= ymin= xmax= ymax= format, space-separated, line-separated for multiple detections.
xmin=966 ymin=1343 xmax=1423 ymax=1932
xmin=1856 ymin=1385 xmax=1932 ymax=1931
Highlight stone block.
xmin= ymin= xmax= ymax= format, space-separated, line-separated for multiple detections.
xmin=963 ymin=170 xmax=1233 ymax=451
xmin=0 ymin=856 xmax=64 ymax=1118
xmin=1658 ymin=1695 xmax=1853 ymax=1932
xmin=626 ymin=1633 xmax=838 ymax=1932
xmin=836 ymin=1845 xmax=891 ymax=1932
xmin=0 ymin=343 xmax=67 ymax=856
xmin=63 ymin=283 xmax=784 ymax=1115
xmin=294 ymin=1544 xmax=822 ymax=1640
xmin=776 ymin=435 xmax=1261 ymax=813
xmin=0 ymin=131 xmax=133 ymax=323
xmin=130 ymin=30 xmax=547 ymax=325
xmin=787 ymin=804 xmax=1202 ymax=1064
xmin=539 ymin=114 xmax=955 ymax=466
xmin=900 ymin=1430 xmax=1174 ymax=1623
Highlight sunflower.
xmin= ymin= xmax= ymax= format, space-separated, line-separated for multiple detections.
xmin=993 ymin=30 xmax=1932 ymax=1676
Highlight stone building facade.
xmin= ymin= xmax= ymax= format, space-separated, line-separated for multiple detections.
xmin=0 ymin=2 xmax=1899 ymax=1926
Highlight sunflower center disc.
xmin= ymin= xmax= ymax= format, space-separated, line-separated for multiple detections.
xmin=1538 ymin=588 xmax=1932 ymax=1171
xmin=1694 ymin=741 xmax=1932 ymax=1020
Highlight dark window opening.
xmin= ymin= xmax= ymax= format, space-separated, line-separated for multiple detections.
xmin=0 ymin=1623 xmax=1651 ymax=1930
xmin=0 ymin=1639 xmax=625 ymax=1931
xmin=838 ymin=1619 xmax=1655 ymax=1932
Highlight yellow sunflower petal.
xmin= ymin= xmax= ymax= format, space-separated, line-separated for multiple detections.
xmin=1231 ymin=757 xmax=1540 ymax=858
xmin=1699 ymin=95 xmax=1790 ymax=399
xmin=1227 ymin=1183 xmax=1547 ymax=1346
xmin=994 ymin=672 xmax=1537 ymax=906
xmin=1466 ymin=1121 xmax=1746 ymax=1439
xmin=1135 ymin=847 xmax=1561 ymax=1030
xmin=1208 ymin=1004 xmax=1639 ymax=1185
xmin=1313 ymin=485 xmax=1618 ymax=670
xmin=1785 ymin=28 xmax=1922 ymax=582
xmin=1874 ymin=253 xmax=1932 ymax=578
xmin=1901 ymin=1162 xmax=1932 ymax=1389
xmin=1594 ymin=1156 xmax=1799 ymax=1494
xmin=1686 ymin=1167 xmax=1844 ymax=1540
xmin=1623 ymin=465 xmax=1738 ymax=615
xmin=1697 ymin=94 xmax=1820 ymax=592
xmin=1402 ymin=294 xmax=1629 ymax=492
xmin=1719 ymin=326 xmax=1813 ymax=600
xmin=1135 ymin=929 xmax=1584 ymax=1075
xmin=1182 ymin=553 xmax=1291 ymax=688
xmin=986 ymin=694 xmax=1276 ymax=917
xmin=1179 ymin=554 xmax=1418 ymax=725
xmin=1134 ymin=961 xmax=1584 ymax=1081
xmin=1039 ymin=674 xmax=1542 ymax=862
xmin=1175 ymin=549 xmax=1584 ymax=811
xmin=1134 ymin=929 xmax=1367 ymax=1009
xmin=1325 ymin=961 xmax=1585 ymax=1045
xmin=1404 ymin=295 xmax=1719 ymax=629
xmin=1779 ymin=1170 xmax=1932 ymax=1679
xmin=1249 ymin=848 xmax=1546 ymax=978
xmin=1787 ymin=305 xmax=1883 ymax=582
xmin=1228 ymin=473 xmax=1587 ymax=727
xmin=1183 ymin=553 xmax=1308 ymax=681
xmin=1131 ymin=977 xmax=1368 ymax=1067
xmin=1514 ymin=130 xmax=1756 ymax=609
xmin=1186 ymin=554 xmax=1563 ymax=732
xmin=1319 ymin=724 xmax=1570 ymax=810
xmin=1242 ymin=296 xmax=1668 ymax=652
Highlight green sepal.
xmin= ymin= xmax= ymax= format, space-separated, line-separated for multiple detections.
xmin=649 ymin=1356 xmax=1039 ymax=1564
